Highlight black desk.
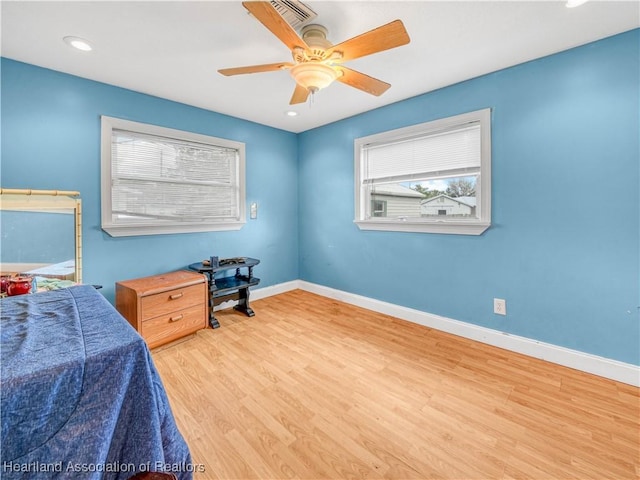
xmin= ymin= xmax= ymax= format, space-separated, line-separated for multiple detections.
xmin=189 ymin=257 xmax=260 ymax=329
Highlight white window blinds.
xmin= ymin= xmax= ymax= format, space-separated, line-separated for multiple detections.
xmin=362 ymin=123 xmax=481 ymax=184
xmin=354 ymin=108 xmax=491 ymax=235
xmin=101 ymin=116 xmax=246 ymax=237
xmin=111 ymin=129 xmax=240 ymax=223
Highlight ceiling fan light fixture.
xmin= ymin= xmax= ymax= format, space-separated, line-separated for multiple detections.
xmin=290 ymin=62 xmax=338 ymax=93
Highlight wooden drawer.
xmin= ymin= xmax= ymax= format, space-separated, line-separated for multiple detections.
xmin=115 ymin=270 xmax=207 ymax=349
xmin=141 ymin=283 xmax=203 ymax=320
xmin=141 ymin=304 xmax=206 ymax=349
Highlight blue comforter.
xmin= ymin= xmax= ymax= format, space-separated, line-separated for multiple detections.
xmin=1 ymin=285 xmax=193 ymax=479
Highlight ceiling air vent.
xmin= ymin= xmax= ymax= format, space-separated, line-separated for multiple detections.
xmin=270 ymin=0 xmax=317 ymax=30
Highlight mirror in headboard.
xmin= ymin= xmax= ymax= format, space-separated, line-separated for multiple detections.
xmin=0 ymin=188 xmax=82 ymax=284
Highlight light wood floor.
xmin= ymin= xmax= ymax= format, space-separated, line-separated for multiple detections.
xmin=152 ymin=290 xmax=639 ymax=480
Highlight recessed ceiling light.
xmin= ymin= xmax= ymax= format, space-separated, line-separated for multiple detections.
xmin=285 ymin=111 xmax=298 ymax=117
xmin=566 ymin=0 xmax=589 ymax=8
xmin=63 ymin=36 xmax=93 ymax=52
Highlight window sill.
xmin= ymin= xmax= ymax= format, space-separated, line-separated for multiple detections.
xmin=102 ymin=221 xmax=245 ymax=238
xmin=354 ymin=219 xmax=490 ymax=235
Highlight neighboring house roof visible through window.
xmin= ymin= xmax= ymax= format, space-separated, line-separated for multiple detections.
xmin=372 ymin=184 xmax=425 ymax=198
xmin=421 ymin=194 xmax=476 ymax=207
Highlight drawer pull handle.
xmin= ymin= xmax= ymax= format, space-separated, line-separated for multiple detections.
xmin=169 ymin=314 xmax=183 ymax=322
xmin=169 ymin=293 xmax=183 ymax=300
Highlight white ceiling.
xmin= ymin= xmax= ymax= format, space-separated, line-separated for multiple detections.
xmin=2 ymin=1 xmax=638 ymax=133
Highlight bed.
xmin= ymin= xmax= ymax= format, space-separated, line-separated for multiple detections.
xmin=1 ymin=285 xmax=193 ymax=479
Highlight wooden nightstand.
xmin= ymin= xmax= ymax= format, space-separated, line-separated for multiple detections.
xmin=116 ymin=270 xmax=207 ymax=349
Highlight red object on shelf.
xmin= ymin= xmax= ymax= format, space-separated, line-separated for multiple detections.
xmin=6 ymin=276 xmax=32 ymax=296
xmin=0 ymin=276 xmax=11 ymax=294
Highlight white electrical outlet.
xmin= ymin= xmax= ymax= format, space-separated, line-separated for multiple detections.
xmin=250 ymin=202 xmax=258 ymax=219
xmin=494 ymin=298 xmax=507 ymax=316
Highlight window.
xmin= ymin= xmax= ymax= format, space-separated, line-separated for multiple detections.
xmin=354 ymin=108 xmax=491 ymax=235
xmin=101 ymin=116 xmax=245 ymax=237
xmin=371 ymin=199 xmax=387 ymax=217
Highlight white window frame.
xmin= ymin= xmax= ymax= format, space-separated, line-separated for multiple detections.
xmin=101 ymin=116 xmax=246 ymax=237
xmin=354 ymin=108 xmax=491 ymax=235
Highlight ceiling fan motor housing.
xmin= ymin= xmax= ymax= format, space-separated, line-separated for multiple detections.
xmin=290 ymin=23 xmax=340 ymax=92
xmin=300 ymin=24 xmax=332 ymax=60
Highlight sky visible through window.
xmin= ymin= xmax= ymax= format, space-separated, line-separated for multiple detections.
xmin=403 ymin=175 xmax=477 ymax=198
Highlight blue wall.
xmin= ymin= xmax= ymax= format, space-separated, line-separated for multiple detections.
xmin=298 ymin=29 xmax=639 ymax=365
xmin=1 ymin=59 xmax=300 ymax=302
xmin=2 ymin=30 xmax=638 ymax=365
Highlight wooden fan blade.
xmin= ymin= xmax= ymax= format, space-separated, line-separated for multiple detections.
xmin=290 ymin=84 xmax=310 ymax=104
xmin=327 ymin=20 xmax=410 ymax=63
xmin=218 ymin=62 xmax=294 ymax=76
xmin=336 ymin=67 xmax=391 ymax=96
xmin=242 ymin=1 xmax=309 ymax=51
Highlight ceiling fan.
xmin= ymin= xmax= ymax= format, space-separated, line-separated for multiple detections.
xmin=218 ymin=1 xmax=411 ymax=105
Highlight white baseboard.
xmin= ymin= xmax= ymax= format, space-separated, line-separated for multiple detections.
xmin=235 ymin=280 xmax=640 ymax=387
xmin=213 ymin=280 xmax=299 ymax=311
xmin=251 ymin=280 xmax=300 ymax=301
